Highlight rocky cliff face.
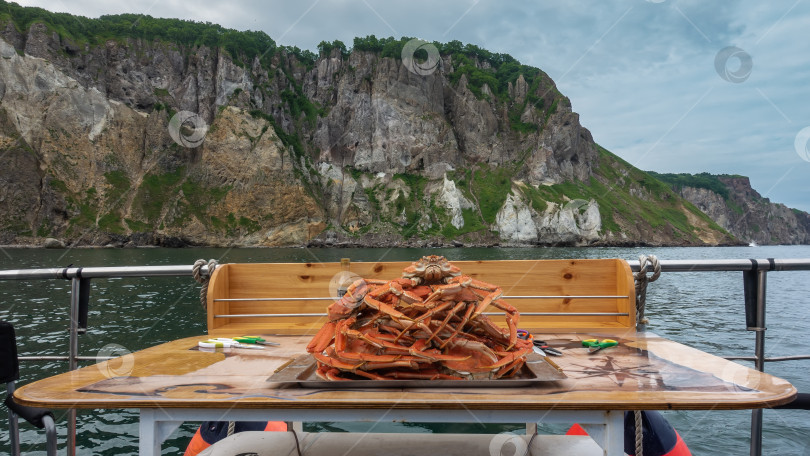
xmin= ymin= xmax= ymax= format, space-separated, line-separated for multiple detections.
xmin=0 ymin=13 xmax=737 ymax=247
xmin=675 ymin=176 xmax=810 ymax=245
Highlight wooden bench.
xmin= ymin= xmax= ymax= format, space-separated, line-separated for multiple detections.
xmin=206 ymin=258 xmax=636 ymax=336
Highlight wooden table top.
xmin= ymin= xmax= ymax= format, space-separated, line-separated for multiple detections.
xmin=15 ymin=331 xmax=796 ymax=411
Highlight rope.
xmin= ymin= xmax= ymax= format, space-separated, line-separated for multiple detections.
xmin=633 ymin=254 xmax=661 ymax=327
xmin=524 ymin=431 xmax=537 ymax=456
xmin=226 ymin=421 xmax=235 ymax=437
xmin=290 ymin=427 xmax=303 ymax=456
xmin=632 ymin=256 xmax=660 ymax=456
xmin=192 ymin=259 xmax=219 ymax=311
xmin=634 ymin=410 xmax=643 ymax=456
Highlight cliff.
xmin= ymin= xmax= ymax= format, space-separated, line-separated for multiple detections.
xmin=0 ymin=5 xmax=738 ymax=247
xmin=650 ymin=173 xmax=810 ymax=245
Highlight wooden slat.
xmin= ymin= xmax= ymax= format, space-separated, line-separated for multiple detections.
xmin=206 ymin=259 xmax=636 ymax=334
xmin=206 ymin=265 xmax=230 ymax=331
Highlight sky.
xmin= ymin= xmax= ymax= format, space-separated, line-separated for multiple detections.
xmin=13 ymin=0 xmax=810 ymax=212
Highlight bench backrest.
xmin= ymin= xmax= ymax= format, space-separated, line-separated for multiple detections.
xmin=206 ymin=258 xmax=636 ymax=336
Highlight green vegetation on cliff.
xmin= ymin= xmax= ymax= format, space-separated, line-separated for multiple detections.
xmin=0 ymin=0 xmax=279 ymax=67
xmin=647 ymin=172 xmax=740 ymax=200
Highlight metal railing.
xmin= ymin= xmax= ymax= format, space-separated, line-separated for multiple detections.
xmin=1 ymin=258 xmax=809 ymax=456
xmin=0 ymin=265 xmax=213 ymax=456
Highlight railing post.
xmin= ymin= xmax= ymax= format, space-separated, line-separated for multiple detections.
xmin=67 ymin=277 xmax=81 ymax=456
xmin=748 ymin=269 xmax=767 ymax=456
xmin=6 ymin=382 xmax=20 ymax=456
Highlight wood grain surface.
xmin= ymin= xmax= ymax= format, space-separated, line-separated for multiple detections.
xmin=15 ymin=331 xmax=795 ymax=411
xmin=207 ymin=259 xmax=636 ymax=335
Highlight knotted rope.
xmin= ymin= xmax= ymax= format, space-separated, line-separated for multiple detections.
xmin=634 ymin=410 xmax=644 ymax=456
xmin=633 ymin=254 xmax=661 ymax=328
xmin=632 ymin=255 xmax=660 ymax=456
xmin=192 ymin=259 xmax=219 ymax=311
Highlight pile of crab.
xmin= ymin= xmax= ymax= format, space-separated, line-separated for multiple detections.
xmin=306 ymin=255 xmax=533 ymax=381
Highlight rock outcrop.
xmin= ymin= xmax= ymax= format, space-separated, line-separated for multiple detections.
xmin=673 ymin=176 xmax=810 ymax=245
xmin=0 ymin=10 xmax=744 ymax=247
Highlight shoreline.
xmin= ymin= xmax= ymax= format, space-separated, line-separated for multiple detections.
xmin=0 ymin=241 xmax=780 ymax=249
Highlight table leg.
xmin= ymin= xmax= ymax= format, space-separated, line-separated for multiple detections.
xmin=139 ymin=409 xmax=183 ymax=456
xmin=603 ymin=411 xmax=624 ymax=456
xmin=579 ymin=411 xmax=624 ymax=456
xmin=139 ymin=410 xmax=159 ymax=456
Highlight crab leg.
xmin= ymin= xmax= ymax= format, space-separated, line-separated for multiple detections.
xmin=364 ymin=294 xmax=437 ymax=338
xmin=406 ymin=339 xmax=471 ymax=362
xmin=306 ymin=321 xmax=337 ymax=353
xmin=483 ymin=346 xmax=533 ymax=370
xmin=327 ymin=278 xmax=372 ymax=320
xmin=313 ymin=351 xmax=363 ymax=371
xmin=425 ymin=301 xmax=467 ymax=345
xmin=361 ymin=360 xmax=420 ymax=370
xmin=394 ymin=300 xmax=455 ymax=342
xmin=316 ymin=366 xmax=350 ymax=381
xmin=382 ymin=370 xmax=465 ymax=380
xmin=338 ymin=332 xmax=423 ymax=363
xmin=366 ymin=280 xmax=423 ymax=306
xmin=494 ymin=358 xmax=525 ymax=379
xmin=363 ymin=295 xmax=413 ymax=323
xmin=490 ymin=299 xmax=520 ymax=349
xmin=439 ymin=302 xmax=476 ymax=349
xmin=333 ymin=319 xmax=402 ymax=362
xmin=351 ymin=369 xmax=390 ymax=380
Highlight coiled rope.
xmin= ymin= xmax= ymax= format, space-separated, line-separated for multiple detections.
xmin=192 ymin=259 xmax=219 ymax=311
xmin=633 ymin=254 xmax=661 ymax=328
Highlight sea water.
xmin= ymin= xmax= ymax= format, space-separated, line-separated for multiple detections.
xmin=0 ymin=245 xmax=808 ymax=455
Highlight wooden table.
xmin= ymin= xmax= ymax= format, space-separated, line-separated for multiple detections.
xmin=15 ymin=331 xmax=796 ymax=456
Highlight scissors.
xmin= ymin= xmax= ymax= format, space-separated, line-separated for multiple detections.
xmin=582 ymin=339 xmax=618 ymax=353
xmin=533 ymin=340 xmax=562 ymax=356
xmin=198 ymin=338 xmax=266 ymax=349
xmin=230 ymin=336 xmax=279 ymax=346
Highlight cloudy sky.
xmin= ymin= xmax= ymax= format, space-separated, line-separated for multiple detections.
xmin=15 ymin=0 xmax=810 ymax=211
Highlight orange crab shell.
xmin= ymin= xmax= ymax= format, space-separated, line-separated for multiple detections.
xmin=401 ymin=255 xmax=462 ymax=284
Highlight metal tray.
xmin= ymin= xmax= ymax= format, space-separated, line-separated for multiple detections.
xmin=267 ymin=353 xmax=566 ymax=388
